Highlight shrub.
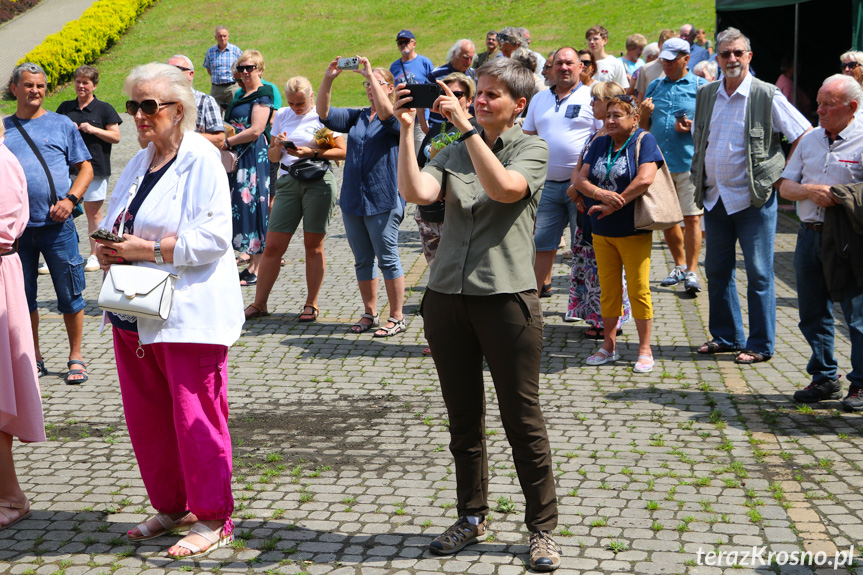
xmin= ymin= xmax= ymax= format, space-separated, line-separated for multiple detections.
xmin=0 ymin=0 xmax=42 ymax=26
xmin=15 ymin=0 xmax=157 ymax=91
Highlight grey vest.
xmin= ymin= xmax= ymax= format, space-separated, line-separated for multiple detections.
xmin=690 ymin=76 xmax=785 ymax=209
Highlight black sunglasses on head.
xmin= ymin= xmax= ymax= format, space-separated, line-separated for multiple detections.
xmin=126 ymin=99 xmax=176 ymax=116
xmin=610 ymin=95 xmax=635 ymax=103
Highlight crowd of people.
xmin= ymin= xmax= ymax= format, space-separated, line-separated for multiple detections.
xmin=2 ymin=19 xmax=863 ymax=574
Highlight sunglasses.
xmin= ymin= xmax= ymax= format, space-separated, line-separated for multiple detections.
xmin=363 ymin=80 xmax=390 ymax=88
xmin=842 ymin=61 xmax=860 ymax=70
xmin=610 ymin=95 xmax=635 ymax=103
xmin=125 ymin=99 xmax=177 ymax=116
xmin=450 ymin=90 xmax=466 ymax=99
xmin=237 ymin=64 xmax=257 ymax=73
xmin=718 ymin=49 xmax=747 ymax=59
xmin=580 ymin=60 xmax=593 ymax=66
xmin=496 ymin=33 xmax=515 ymax=45
xmin=174 ymin=65 xmax=192 ymax=72
xmin=397 ymin=39 xmax=411 ymax=46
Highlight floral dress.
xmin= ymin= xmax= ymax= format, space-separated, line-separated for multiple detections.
xmin=227 ymin=91 xmax=273 ymax=254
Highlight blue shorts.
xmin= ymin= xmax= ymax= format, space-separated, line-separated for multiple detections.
xmin=342 ymin=206 xmax=404 ymax=282
xmin=18 ymin=218 xmax=86 ymax=314
xmin=534 ymin=179 xmax=579 ymax=251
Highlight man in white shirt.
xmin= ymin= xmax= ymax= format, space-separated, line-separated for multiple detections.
xmin=586 ymin=25 xmax=627 ymax=87
xmin=778 ymin=74 xmax=863 ymax=409
xmin=522 ymin=48 xmax=597 ymax=297
xmin=690 ymin=27 xmax=811 ymax=364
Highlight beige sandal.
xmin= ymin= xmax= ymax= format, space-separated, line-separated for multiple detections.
xmin=128 ymin=511 xmax=196 ymax=541
xmin=0 ymin=499 xmax=31 ymax=531
xmin=167 ymin=521 xmax=233 ymax=558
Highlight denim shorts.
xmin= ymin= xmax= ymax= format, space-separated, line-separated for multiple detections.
xmin=18 ymin=217 xmax=86 ymax=314
xmin=533 ymin=179 xmax=579 ymax=251
xmin=342 ymin=205 xmax=404 ymax=282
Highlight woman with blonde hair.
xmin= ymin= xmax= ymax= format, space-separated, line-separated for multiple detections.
xmin=245 ymin=76 xmax=346 ymax=321
xmin=316 ymin=57 xmax=407 ymax=337
xmin=0 ymin=119 xmax=46 ymax=530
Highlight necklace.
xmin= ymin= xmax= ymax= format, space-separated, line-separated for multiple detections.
xmin=605 ymin=131 xmax=635 ymax=182
xmin=149 ymin=149 xmax=178 ymax=172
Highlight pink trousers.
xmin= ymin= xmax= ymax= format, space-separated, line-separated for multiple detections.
xmin=113 ymin=327 xmax=234 ymax=520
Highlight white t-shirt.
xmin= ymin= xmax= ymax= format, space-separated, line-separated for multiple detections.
xmin=593 ymin=55 xmax=627 ymax=87
xmin=522 ymin=83 xmax=599 ymax=181
xmin=271 ymin=107 xmax=326 ymax=172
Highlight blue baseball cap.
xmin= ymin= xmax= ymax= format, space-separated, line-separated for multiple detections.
xmin=397 ymin=30 xmax=415 ymax=41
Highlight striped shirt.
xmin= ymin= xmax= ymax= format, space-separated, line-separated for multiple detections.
xmin=703 ymin=73 xmax=810 ymax=215
xmin=203 ymin=43 xmax=242 ymax=85
xmin=193 ymin=89 xmax=224 ymax=134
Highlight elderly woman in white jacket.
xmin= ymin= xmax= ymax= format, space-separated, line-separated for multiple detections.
xmin=94 ymin=63 xmax=243 ymax=559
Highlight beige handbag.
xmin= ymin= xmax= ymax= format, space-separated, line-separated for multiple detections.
xmin=633 ymin=132 xmax=683 ymax=231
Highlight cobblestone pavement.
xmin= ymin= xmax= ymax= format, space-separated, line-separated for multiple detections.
xmin=2 ymin=121 xmax=862 ymax=574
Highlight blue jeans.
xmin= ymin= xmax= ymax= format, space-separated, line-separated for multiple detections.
xmin=533 ymin=180 xmax=578 ymax=251
xmin=703 ymin=193 xmax=776 ymax=356
xmin=794 ymin=224 xmax=863 ymax=388
xmin=342 ymin=205 xmax=404 ymax=282
xmin=18 ymin=218 xmax=86 ymax=314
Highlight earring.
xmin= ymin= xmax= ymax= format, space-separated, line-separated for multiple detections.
xmin=174 ymin=117 xmax=179 ymax=125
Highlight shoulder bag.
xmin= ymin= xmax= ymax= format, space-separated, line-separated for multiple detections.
xmin=633 ymin=132 xmax=683 ymax=231
xmin=10 ymin=116 xmax=84 ymax=218
xmin=97 ymin=175 xmax=179 ymax=320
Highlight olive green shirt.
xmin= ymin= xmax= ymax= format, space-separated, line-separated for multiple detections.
xmin=423 ymin=125 xmax=549 ymax=295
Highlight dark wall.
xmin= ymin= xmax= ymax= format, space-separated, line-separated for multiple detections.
xmin=717 ymin=0 xmax=853 ymax=123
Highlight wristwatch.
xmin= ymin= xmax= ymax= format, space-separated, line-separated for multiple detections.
xmin=457 ymin=128 xmax=478 ymax=142
xmin=66 ymin=194 xmax=81 ymax=206
xmin=313 ymin=150 xmax=319 ymax=159
xmin=154 ymin=240 xmax=164 ymax=265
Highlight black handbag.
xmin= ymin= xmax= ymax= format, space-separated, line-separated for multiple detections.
xmin=283 ymin=159 xmax=330 ymax=181
xmin=10 ymin=116 xmax=84 ymax=218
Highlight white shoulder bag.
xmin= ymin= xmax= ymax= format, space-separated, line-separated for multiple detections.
xmin=97 ymin=175 xmax=180 ymax=320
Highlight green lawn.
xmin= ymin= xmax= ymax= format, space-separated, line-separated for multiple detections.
xmin=5 ymin=0 xmax=714 ymax=114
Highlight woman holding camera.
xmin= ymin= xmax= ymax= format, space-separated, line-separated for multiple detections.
xmin=573 ymin=95 xmax=661 ymax=373
xmin=95 ymin=63 xmax=243 ymax=557
xmin=316 ymin=56 xmax=406 ymax=337
xmin=244 ymin=76 xmax=346 ymax=321
xmin=394 ymin=59 xmax=560 ymax=572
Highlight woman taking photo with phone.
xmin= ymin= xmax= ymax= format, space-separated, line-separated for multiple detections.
xmin=94 ymin=63 xmax=243 ymax=558
xmin=244 ymin=76 xmax=346 ymax=321
xmin=393 ymin=59 xmax=561 ymax=572
xmin=316 ymin=56 xmax=407 ymax=337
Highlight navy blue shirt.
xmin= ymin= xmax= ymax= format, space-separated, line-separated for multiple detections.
xmin=321 ymin=107 xmax=403 ymax=216
xmin=583 ymin=129 xmax=663 ymax=237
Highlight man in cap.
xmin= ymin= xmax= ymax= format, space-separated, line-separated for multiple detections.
xmin=390 ymin=29 xmax=435 ymax=144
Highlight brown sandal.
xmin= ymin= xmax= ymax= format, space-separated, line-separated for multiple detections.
xmin=298 ymin=305 xmax=319 ymax=322
xmin=244 ymin=303 xmax=269 ymax=320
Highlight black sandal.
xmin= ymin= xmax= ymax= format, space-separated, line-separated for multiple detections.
xmin=35 ymin=360 xmax=48 ymax=378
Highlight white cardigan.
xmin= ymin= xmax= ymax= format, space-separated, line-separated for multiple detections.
xmin=100 ymin=131 xmax=244 ymax=346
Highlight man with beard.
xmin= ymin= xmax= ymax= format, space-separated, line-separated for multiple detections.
xmin=690 ymin=27 xmax=810 ymax=365
xmin=522 ymin=47 xmax=597 ymax=296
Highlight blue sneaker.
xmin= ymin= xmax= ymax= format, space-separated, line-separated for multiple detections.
xmin=660 ymin=266 xmax=686 ymax=287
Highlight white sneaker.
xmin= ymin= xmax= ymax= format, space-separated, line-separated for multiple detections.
xmin=84 ymin=254 xmax=100 ymax=272
xmin=38 ymin=262 xmax=49 ymax=275
xmin=564 ymin=309 xmax=582 ymax=323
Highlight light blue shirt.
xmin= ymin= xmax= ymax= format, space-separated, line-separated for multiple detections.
xmin=645 ymin=71 xmax=703 ymax=173
xmin=689 ymin=44 xmax=709 ymax=68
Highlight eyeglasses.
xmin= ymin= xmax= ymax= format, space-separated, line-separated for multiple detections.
xmin=842 ymin=61 xmax=861 ymax=70
xmin=126 ymin=99 xmax=177 ymax=116
xmin=174 ymin=65 xmax=192 ymax=72
xmin=363 ymin=80 xmax=390 ymax=88
xmin=718 ymin=49 xmax=747 ymax=59
xmin=237 ymin=64 xmax=257 ymax=73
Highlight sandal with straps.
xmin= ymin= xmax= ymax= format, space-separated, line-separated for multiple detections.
xmin=373 ymin=316 xmax=407 ymax=338
xmin=244 ymin=303 xmax=269 ymax=320
xmin=128 ymin=511 xmax=197 ymax=541
xmin=350 ymin=313 xmax=379 ymax=334
xmin=0 ymin=499 xmax=31 ymax=531
xmin=298 ymin=304 xmax=319 ymax=322
xmin=166 ymin=521 xmax=233 ymax=559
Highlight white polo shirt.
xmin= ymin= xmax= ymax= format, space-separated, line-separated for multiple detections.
xmin=703 ymin=73 xmax=811 ymax=215
xmin=522 ymin=83 xmax=599 ymax=181
xmin=780 ymin=118 xmax=863 ymax=223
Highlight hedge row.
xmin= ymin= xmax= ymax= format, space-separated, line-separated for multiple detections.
xmin=0 ymin=0 xmax=41 ymax=25
xmin=17 ymin=0 xmax=157 ymax=91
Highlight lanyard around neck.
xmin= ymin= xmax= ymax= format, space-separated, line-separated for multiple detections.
xmin=605 ymin=132 xmax=635 ymax=180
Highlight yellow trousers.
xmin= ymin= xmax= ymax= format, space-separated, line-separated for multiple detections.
xmin=593 ymin=233 xmax=653 ymax=320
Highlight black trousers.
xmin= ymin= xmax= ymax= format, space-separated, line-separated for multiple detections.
xmin=423 ymin=289 xmax=558 ymax=532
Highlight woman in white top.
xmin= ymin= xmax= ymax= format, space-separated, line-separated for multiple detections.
xmin=245 ymin=76 xmax=346 ymax=321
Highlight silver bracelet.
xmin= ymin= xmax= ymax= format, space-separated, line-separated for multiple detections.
xmin=154 ymin=241 xmax=164 ymax=265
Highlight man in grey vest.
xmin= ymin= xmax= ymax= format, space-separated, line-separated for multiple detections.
xmin=690 ymin=27 xmax=810 ymax=364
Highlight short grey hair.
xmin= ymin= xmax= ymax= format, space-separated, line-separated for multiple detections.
xmin=823 ymin=73 xmax=863 ymax=106
xmin=123 ymin=63 xmax=197 ymax=134
xmin=476 ymin=57 xmax=536 ymax=102
xmin=167 ymin=54 xmax=194 ymax=71
xmin=215 ymin=25 xmax=228 ymax=34
xmin=716 ymin=27 xmax=751 ymax=52
xmin=497 ymin=26 xmax=527 ymax=48
xmin=446 ymin=39 xmax=475 ymax=64
xmin=693 ymin=60 xmax=718 ymax=79
xmin=10 ymin=62 xmax=46 ymax=85
xmin=840 ymin=51 xmax=863 ymax=66
xmin=642 ymin=42 xmax=660 ymax=61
